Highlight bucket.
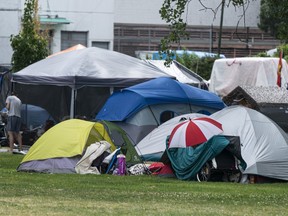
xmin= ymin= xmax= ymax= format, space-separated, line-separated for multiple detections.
xmin=117 ymin=154 xmax=126 ymax=175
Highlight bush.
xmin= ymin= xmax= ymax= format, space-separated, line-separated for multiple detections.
xmin=176 ymin=53 xmax=220 ymax=80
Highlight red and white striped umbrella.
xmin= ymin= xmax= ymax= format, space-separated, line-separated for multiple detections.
xmin=168 ymin=117 xmax=223 ymax=148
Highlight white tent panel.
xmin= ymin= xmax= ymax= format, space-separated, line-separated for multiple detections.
xmin=145 ymin=60 xmax=205 ymax=86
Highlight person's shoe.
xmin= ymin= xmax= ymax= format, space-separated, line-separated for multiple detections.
xmin=19 ymin=150 xmax=27 ymax=155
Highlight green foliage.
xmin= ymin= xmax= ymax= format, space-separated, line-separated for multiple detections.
xmin=1 ymin=154 xmax=288 ymax=215
xmin=159 ymin=0 xmax=252 ymax=65
xmin=159 ymin=0 xmax=189 ymax=65
xmin=10 ymin=0 xmax=48 ymax=72
xmin=258 ymin=0 xmax=288 ymax=42
xmin=255 ymin=44 xmax=288 ymax=63
xmin=176 ymin=53 xmax=219 ymax=80
xmin=252 ymin=44 xmax=288 ymax=63
xmin=254 ymin=52 xmax=269 ymax=57
xmin=275 ymin=44 xmax=288 ymax=62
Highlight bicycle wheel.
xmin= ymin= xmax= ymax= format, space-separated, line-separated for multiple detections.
xmin=0 ymin=139 xmax=8 ymax=147
xmin=196 ymin=162 xmax=211 ymax=182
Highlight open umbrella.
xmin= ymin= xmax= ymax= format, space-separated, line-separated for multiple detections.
xmin=136 ymin=113 xmax=207 ymax=161
xmin=168 ymin=117 xmax=223 ymax=148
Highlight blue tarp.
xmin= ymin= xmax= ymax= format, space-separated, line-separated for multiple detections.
xmin=96 ymin=77 xmax=226 ymax=121
xmin=21 ymin=104 xmax=55 ymax=128
xmin=152 ymin=50 xmax=226 ymax=60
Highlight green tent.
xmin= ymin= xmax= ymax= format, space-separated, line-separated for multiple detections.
xmin=100 ymin=120 xmax=142 ymax=165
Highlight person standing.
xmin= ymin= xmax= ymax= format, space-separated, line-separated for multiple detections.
xmin=5 ymin=92 xmax=22 ymax=153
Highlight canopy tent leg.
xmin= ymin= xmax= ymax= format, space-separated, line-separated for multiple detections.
xmin=110 ymin=87 xmax=114 ymax=95
xmin=70 ymin=88 xmax=76 ymax=119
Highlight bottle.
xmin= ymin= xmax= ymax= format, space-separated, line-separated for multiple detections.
xmin=117 ymin=154 xmax=126 ymax=176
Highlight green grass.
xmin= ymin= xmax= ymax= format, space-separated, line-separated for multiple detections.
xmin=0 ymin=153 xmax=288 ymax=216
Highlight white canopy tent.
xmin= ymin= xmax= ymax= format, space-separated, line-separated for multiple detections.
xmin=12 ymin=47 xmax=173 ymax=121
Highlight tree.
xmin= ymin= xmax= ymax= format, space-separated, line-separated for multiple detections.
xmin=258 ymin=0 xmax=288 ymax=42
xmin=159 ymin=0 xmax=252 ymax=65
xmin=10 ymin=0 xmax=48 ymax=72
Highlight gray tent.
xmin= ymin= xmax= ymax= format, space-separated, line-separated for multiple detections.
xmin=222 ymin=85 xmax=288 ymax=132
xmin=211 ymin=106 xmax=288 ymax=181
xmin=12 ymin=47 xmax=173 ymax=121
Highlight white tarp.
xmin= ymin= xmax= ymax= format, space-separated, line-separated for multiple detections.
xmin=75 ymin=141 xmax=111 ymax=174
xmin=209 ymin=57 xmax=288 ymax=97
xmin=210 ymin=105 xmax=288 ymax=181
xmin=144 ymin=60 xmax=205 ymax=86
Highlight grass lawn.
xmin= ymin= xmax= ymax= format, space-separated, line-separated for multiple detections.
xmin=0 ymin=153 xmax=288 ymax=216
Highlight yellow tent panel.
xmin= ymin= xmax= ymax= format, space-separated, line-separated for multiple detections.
xmin=21 ymin=119 xmax=116 ymax=163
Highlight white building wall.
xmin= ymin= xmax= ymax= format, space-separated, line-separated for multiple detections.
xmin=0 ymin=0 xmax=261 ymax=66
xmin=0 ymin=0 xmax=23 ymax=66
xmin=0 ymin=0 xmax=114 ymax=65
xmin=38 ymin=0 xmax=114 ymax=53
xmin=114 ymin=0 xmax=260 ymax=27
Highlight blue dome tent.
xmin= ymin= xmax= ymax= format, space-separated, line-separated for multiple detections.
xmin=96 ymin=77 xmax=226 ymax=145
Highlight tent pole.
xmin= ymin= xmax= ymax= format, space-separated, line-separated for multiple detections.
xmin=148 ymin=105 xmax=159 ymax=126
xmin=70 ymin=88 xmax=75 ymax=119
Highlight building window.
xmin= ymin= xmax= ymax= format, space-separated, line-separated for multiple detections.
xmin=61 ymin=31 xmax=87 ymax=50
xmin=92 ymin=41 xmax=110 ymax=50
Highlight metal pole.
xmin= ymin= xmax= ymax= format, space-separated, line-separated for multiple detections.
xmin=210 ymin=24 xmax=213 ymax=53
xmin=246 ymin=26 xmax=250 ymax=51
xmin=217 ymin=0 xmax=225 ymax=57
xmin=70 ymin=88 xmax=75 ymax=119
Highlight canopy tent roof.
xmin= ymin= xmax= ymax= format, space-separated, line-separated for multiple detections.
xmin=47 ymin=44 xmax=86 ymax=58
xmin=96 ymin=77 xmax=226 ymax=122
xmin=12 ymin=47 xmax=174 ymax=89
